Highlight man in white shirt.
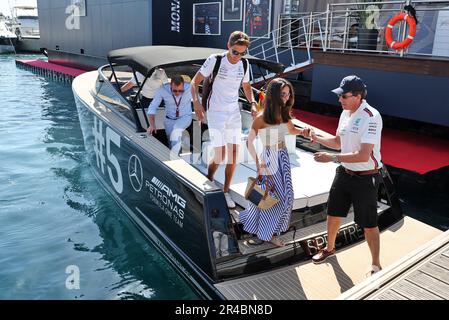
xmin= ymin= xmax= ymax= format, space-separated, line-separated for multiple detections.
xmin=147 ymin=75 xmax=193 ymax=156
xmin=121 ymin=68 xmax=168 ymax=108
xmin=310 ymin=75 xmax=383 ymax=276
xmin=191 ymin=31 xmax=258 ymax=208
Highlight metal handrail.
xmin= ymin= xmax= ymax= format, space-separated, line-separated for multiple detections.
xmin=276 ymin=0 xmax=449 ymax=59
xmin=247 ymin=11 xmax=325 ymax=74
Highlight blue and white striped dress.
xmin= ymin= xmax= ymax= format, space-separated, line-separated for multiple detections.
xmin=239 ymin=123 xmax=294 ymax=241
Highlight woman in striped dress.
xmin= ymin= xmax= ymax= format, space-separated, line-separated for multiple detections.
xmin=239 ymin=78 xmax=309 ymax=247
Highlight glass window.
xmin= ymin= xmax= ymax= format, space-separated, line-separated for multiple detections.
xmin=96 ymin=74 xmax=135 ymax=124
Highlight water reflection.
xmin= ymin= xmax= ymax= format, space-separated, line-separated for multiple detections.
xmin=18 ymin=61 xmax=199 ymax=299
xmin=43 ymin=80 xmax=197 ymax=299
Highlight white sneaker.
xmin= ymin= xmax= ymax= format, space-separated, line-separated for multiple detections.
xmin=224 ymin=192 xmax=236 ymax=209
xmin=365 ymin=265 xmax=382 ymax=278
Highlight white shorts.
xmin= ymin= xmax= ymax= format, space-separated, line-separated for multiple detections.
xmin=207 ymin=111 xmax=242 ymax=148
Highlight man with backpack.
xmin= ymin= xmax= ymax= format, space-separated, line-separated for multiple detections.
xmin=191 ymin=31 xmax=258 ymax=209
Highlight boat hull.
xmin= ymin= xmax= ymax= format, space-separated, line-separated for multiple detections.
xmin=16 ymin=37 xmax=41 ymax=53
xmin=73 ymin=91 xmax=225 ymax=299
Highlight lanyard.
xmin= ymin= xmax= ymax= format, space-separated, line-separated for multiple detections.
xmin=172 ymin=94 xmax=182 ymax=118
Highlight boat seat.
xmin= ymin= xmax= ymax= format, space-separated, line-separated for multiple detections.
xmin=201 ymin=130 xmax=297 ymax=165
xmin=136 ymin=105 xmax=166 ymax=131
xmin=200 ymin=137 xmax=261 ymax=166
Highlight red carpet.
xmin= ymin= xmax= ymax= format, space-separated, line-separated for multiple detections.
xmin=293 ymin=110 xmax=449 ymax=174
xmin=16 ymin=59 xmax=86 ymax=77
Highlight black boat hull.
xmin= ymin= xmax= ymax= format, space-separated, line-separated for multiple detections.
xmin=73 ymin=93 xmax=226 ymax=299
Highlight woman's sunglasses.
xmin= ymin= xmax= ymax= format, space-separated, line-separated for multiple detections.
xmin=231 ymin=49 xmax=247 ymax=57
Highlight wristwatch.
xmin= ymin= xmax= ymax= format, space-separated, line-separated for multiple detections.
xmin=332 ymin=154 xmax=341 ymax=163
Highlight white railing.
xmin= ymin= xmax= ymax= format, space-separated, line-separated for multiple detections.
xmin=278 ymin=0 xmax=449 ymax=58
xmin=247 ymin=13 xmax=316 ymax=81
xmin=241 ymin=0 xmax=449 ymax=82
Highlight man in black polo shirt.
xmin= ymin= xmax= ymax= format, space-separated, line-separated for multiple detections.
xmin=310 ymin=75 xmax=383 ymax=276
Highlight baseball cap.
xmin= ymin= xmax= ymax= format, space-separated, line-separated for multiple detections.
xmin=332 ymin=75 xmax=366 ymax=95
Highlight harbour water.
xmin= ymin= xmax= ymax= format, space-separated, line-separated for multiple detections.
xmin=0 ymin=55 xmax=199 ymax=299
xmin=1 ymin=54 xmax=447 ymax=300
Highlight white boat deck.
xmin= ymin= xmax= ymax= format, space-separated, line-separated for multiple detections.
xmin=139 ymin=90 xmax=340 ymax=211
xmin=189 ymin=146 xmax=338 ymax=210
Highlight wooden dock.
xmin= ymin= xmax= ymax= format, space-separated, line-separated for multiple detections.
xmin=15 ymin=59 xmax=86 ymax=84
xmin=214 ymin=216 xmax=442 ymax=300
xmin=339 ymin=229 xmax=449 ymax=300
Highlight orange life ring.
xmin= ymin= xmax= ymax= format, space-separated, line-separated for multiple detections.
xmin=385 ymin=12 xmax=417 ymax=50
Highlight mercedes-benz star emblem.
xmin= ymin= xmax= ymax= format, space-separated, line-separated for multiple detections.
xmin=128 ymin=155 xmax=143 ymax=192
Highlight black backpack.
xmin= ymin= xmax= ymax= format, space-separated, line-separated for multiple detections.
xmin=201 ymin=54 xmax=248 ymax=110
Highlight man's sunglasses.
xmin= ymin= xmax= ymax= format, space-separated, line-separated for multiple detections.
xmin=172 ymin=89 xmax=184 ymax=93
xmin=338 ymin=93 xmax=354 ymax=99
xmin=231 ymin=49 xmax=247 ymax=57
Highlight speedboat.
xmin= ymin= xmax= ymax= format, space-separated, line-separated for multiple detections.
xmin=72 ymin=45 xmax=411 ymax=299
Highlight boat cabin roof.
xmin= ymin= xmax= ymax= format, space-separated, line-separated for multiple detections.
xmin=107 ymin=45 xmax=285 ymax=77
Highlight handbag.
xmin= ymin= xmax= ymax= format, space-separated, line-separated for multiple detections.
xmin=244 ymin=174 xmax=279 ymax=210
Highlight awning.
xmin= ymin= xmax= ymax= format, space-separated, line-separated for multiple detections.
xmin=107 ymin=45 xmax=284 ymax=76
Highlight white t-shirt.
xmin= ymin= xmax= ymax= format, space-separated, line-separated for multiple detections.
xmin=337 ymin=100 xmax=383 ymax=171
xmin=199 ymin=53 xmax=250 ymax=113
xmin=131 ymin=69 xmax=168 ymax=99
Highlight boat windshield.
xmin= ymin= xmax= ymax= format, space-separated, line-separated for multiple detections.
xmin=98 ymin=56 xmax=283 ymax=134
xmin=96 ymin=65 xmax=136 ymax=125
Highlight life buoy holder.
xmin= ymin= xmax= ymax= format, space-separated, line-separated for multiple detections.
xmin=385 ymin=12 xmax=417 ymax=50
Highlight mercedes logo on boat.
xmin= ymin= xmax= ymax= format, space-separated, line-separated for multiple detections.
xmin=128 ymin=155 xmax=143 ymax=192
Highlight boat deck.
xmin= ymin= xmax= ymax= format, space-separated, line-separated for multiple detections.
xmin=214 ymin=216 xmax=442 ymax=300
xmin=339 ymin=228 xmax=449 ymax=300
xmin=189 ymin=146 xmax=338 ymax=210
xmin=233 ymin=201 xmax=390 ymax=255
